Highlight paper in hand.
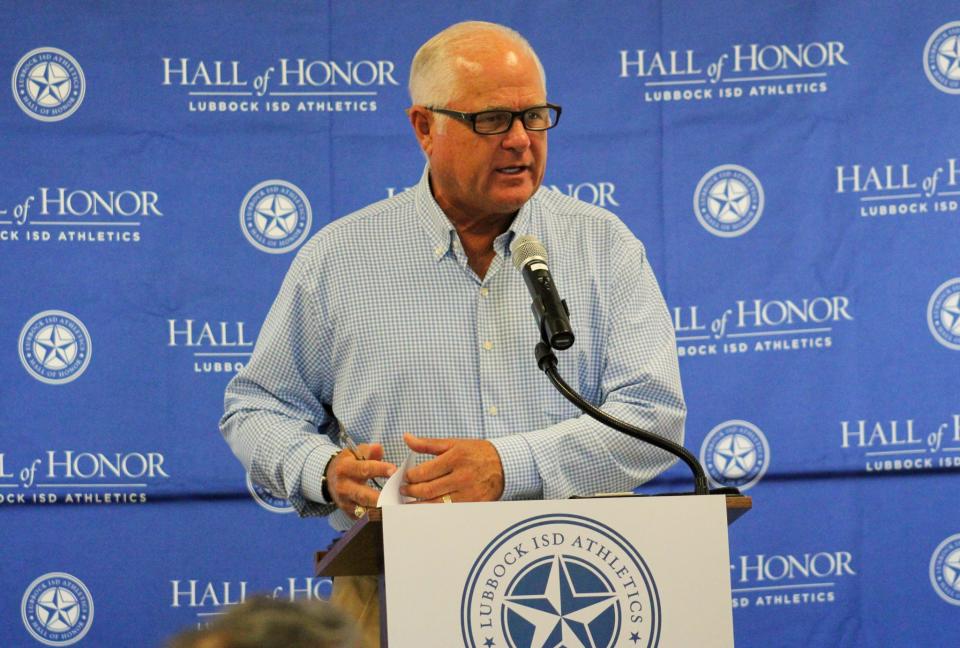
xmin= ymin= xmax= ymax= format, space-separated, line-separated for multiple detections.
xmin=376 ymin=451 xmax=416 ymax=507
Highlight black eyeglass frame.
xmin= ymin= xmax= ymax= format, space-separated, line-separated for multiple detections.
xmin=425 ymin=103 xmax=562 ymax=135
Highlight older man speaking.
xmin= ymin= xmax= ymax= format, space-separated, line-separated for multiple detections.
xmin=221 ymin=20 xmax=685 ymax=645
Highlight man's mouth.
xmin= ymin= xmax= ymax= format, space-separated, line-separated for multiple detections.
xmin=496 ymin=166 xmax=527 ymax=175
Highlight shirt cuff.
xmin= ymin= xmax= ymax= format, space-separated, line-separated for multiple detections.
xmin=489 ymin=434 xmax=543 ymax=500
xmin=299 ymin=444 xmax=341 ymax=505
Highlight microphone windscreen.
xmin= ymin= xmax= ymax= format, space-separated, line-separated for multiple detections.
xmin=511 ymin=235 xmax=548 ymax=270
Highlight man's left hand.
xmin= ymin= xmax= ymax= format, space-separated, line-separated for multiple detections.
xmin=399 ymin=432 xmax=504 ymax=503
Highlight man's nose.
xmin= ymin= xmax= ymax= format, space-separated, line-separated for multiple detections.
xmin=501 ymin=116 xmax=531 ymax=151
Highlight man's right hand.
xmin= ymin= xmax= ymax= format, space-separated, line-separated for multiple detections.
xmin=326 ymin=444 xmax=396 ymax=519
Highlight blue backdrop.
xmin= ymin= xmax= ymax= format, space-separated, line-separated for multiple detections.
xmin=2 ymin=2 xmax=959 ymax=646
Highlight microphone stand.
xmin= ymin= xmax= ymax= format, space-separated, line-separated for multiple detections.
xmin=535 ymin=340 xmax=718 ymax=496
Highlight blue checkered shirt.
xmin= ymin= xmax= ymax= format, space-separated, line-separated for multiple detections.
xmin=221 ymin=166 xmax=686 ymax=531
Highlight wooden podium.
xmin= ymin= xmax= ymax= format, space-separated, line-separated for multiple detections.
xmin=316 ymin=494 xmax=751 ymax=647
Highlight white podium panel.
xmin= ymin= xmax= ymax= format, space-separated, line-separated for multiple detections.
xmin=382 ymin=496 xmax=734 ymax=648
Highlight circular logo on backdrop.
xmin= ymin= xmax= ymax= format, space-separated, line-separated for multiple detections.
xmin=700 ymin=420 xmax=770 ymax=491
xmin=928 ymin=278 xmax=960 ymax=350
xmin=461 ymin=513 xmax=661 ymax=648
xmin=930 ymin=533 xmax=960 ymax=605
xmin=693 ymin=165 xmax=764 ymax=238
xmin=924 ymin=21 xmax=960 ymax=94
xmin=21 ymin=572 xmax=94 ymax=646
xmin=240 ymin=180 xmax=312 ymax=254
xmin=245 ymin=472 xmax=294 ymax=514
xmin=19 ymin=311 xmax=92 ymax=385
xmin=11 ymin=48 xmax=85 ymax=121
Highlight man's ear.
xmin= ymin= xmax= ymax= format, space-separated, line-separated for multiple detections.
xmin=407 ymin=106 xmax=433 ymax=155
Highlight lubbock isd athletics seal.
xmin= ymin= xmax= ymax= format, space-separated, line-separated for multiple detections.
xmin=461 ymin=514 xmax=661 ymax=648
xmin=19 ymin=310 xmax=92 ymax=384
xmin=930 ymin=533 xmax=960 ymax=605
xmin=694 ymin=165 xmax=764 ymax=237
xmin=240 ymin=180 xmax=312 ymax=254
xmin=924 ymin=21 xmax=960 ymax=94
xmin=21 ymin=572 xmax=94 ymax=645
xmin=12 ymin=48 xmax=85 ymax=121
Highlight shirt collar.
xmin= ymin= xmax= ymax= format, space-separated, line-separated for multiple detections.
xmin=414 ymin=165 xmax=457 ymax=261
xmin=500 ymin=190 xmax=539 ymax=259
xmin=414 ymin=163 xmax=544 ymax=263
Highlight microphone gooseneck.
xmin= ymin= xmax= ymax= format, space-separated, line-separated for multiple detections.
xmin=513 ymin=235 xmax=711 ymax=495
xmin=536 ymin=342 xmax=709 ymax=495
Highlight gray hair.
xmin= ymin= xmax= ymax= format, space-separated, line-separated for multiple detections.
xmin=409 ymin=21 xmax=546 ymax=108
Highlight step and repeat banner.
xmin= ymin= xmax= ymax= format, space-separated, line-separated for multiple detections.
xmin=1 ymin=2 xmax=958 ymax=646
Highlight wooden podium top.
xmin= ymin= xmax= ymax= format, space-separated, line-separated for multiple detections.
xmin=315 ymin=494 xmax=751 ymax=578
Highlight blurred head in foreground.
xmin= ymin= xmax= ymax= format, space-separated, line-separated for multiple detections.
xmin=166 ymin=596 xmax=359 ymax=648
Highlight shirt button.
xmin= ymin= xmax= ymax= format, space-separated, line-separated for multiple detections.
xmin=434 ymin=246 xmax=444 ymax=257
xmin=482 ymin=340 xmax=494 ymax=351
xmin=479 ymin=287 xmax=490 ymax=297
xmin=487 ymin=405 xmax=498 ymax=416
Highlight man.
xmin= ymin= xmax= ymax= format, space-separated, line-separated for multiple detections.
xmin=221 ymin=20 xmax=685 ymax=646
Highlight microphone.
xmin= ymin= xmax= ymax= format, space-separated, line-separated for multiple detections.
xmin=511 ymin=235 xmax=575 ymax=350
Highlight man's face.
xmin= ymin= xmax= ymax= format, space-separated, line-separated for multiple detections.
xmin=418 ymin=40 xmax=548 ymax=221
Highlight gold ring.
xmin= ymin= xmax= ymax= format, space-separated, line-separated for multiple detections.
xmin=353 ymin=504 xmax=366 ymax=518
xmin=441 ymin=494 xmax=453 ymax=504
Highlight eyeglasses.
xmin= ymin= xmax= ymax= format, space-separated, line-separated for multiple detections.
xmin=426 ymin=103 xmax=562 ymax=135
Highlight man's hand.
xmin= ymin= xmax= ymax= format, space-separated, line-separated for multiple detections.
xmin=326 ymin=443 xmax=396 ymax=518
xmin=399 ymin=433 xmax=505 ymax=503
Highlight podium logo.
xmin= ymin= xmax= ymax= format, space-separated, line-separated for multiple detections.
xmin=924 ymin=22 xmax=960 ymax=94
xmin=246 ymin=472 xmax=294 ymax=514
xmin=21 ymin=572 xmax=94 ymax=645
xmin=240 ymin=180 xmax=312 ymax=254
xmin=19 ymin=311 xmax=91 ymax=385
xmin=12 ymin=48 xmax=85 ymax=121
xmin=928 ymin=278 xmax=960 ymax=350
xmin=462 ymin=513 xmax=660 ymax=648
xmin=700 ymin=420 xmax=770 ymax=491
xmin=693 ymin=165 xmax=764 ymax=237
xmin=930 ymin=533 xmax=960 ymax=605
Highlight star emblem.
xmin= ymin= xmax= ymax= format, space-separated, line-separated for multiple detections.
xmin=36 ymin=586 xmax=80 ymax=632
xmin=629 ymin=631 xmax=641 ymax=644
xmin=503 ymin=555 xmax=618 ymax=648
xmin=27 ymin=62 xmax=71 ymax=107
xmin=937 ymin=35 xmax=960 ymax=80
xmin=713 ymin=434 xmax=758 ymax=479
xmin=940 ymin=293 xmax=960 ymax=335
xmin=254 ymin=194 xmax=299 ymax=239
xmin=33 ymin=324 xmax=78 ymax=370
xmin=943 ymin=549 xmax=960 ymax=590
xmin=483 ymin=639 xmax=495 ymax=647
xmin=707 ymin=179 xmax=750 ymax=223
